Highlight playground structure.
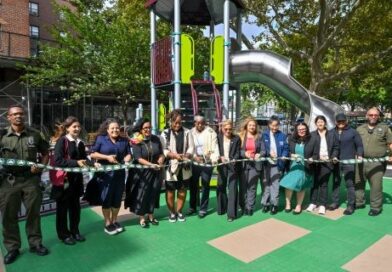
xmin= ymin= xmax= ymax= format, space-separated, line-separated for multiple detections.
xmin=145 ymin=0 xmax=343 ymax=132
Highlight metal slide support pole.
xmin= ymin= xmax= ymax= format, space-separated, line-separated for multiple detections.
xmin=173 ymin=0 xmax=181 ymax=109
xmin=26 ymin=83 xmax=32 ymax=126
xmin=223 ymin=0 xmax=230 ymax=120
xmin=235 ymin=10 xmax=242 ymax=121
xmin=210 ymin=20 xmax=215 ymax=39
xmin=150 ymin=10 xmax=158 ymax=134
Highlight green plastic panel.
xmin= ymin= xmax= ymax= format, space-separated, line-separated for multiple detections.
xmin=210 ymin=36 xmax=224 ymax=84
xmin=180 ymin=34 xmax=194 ymax=84
xmin=158 ymin=103 xmax=166 ymax=131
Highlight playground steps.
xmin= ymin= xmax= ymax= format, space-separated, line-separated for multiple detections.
xmin=180 ymin=79 xmax=222 ymax=129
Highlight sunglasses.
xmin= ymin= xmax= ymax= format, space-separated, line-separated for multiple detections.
xmin=368 ymin=114 xmax=379 ymax=117
xmin=368 ymin=128 xmax=374 ymax=134
xmin=142 ymin=127 xmax=151 ymax=130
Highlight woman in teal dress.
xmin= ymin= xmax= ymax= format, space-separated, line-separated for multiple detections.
xmin=280 ymin=122 xmax=316 ymax=214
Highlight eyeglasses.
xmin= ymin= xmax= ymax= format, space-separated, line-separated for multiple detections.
xmin=368 ymin=114 xmax=379 ymax=117
xmin=298 ymin=129 xmax=307 ymax=132
xmin=223 ymin=128 xmax=233 ymax=131
xmin=142 ymin=127 xmax=151 ymax=130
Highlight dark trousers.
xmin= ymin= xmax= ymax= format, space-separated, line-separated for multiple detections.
xmin=0 ymin=176 xmax=42 ymax=252
xmin=217 ymin=165 xmax=238 ymax=218
xmin=56 ymin=188 xmax=81 ymax=240
xmin=189 ymin=165 xmax=213 ymax=213
xmin=331 ymin=164 xmax=355 ymax=208
xmin=311 ymin=164 xmax=332 ymax=206
xmin=239 ymin=167 xmax=260 ymax=212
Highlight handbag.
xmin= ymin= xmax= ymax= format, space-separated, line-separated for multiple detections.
xmin=49 ymin=138 xmax=69 ymax=186
xmin=83 ymin=174 xmax=104 ymax=206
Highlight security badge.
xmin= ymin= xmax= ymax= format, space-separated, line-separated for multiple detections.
xmin=27 ymin=136 xmax=36 ymax=148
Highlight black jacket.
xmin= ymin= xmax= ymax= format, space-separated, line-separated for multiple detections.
xmin=217 ymin=133 xmax=241 ymax=172
xmin=240 ymin=133 xmax=266 ymax=172
xmin=331 ymin=126 xmax=363 ymax=160
xmin=310 ymin=130 xmax=339 ymax=169
xmin=288 ymin=136 xmax=317 ymax=175
xmin=54 ymin=136 xmax=89 ymax=196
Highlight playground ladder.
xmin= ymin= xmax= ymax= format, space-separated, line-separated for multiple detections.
xmin=190 ymin=79 xmax=222 ymax=125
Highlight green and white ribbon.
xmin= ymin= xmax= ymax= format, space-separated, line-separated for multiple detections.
xmin=0 ymin=156 xmax=390 ymax=174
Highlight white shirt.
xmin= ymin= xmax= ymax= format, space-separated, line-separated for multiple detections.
xmin=270 ymin=131 xmax=277 ymax=155
xmin=223 ymin=137 xmax=230 ymax=159
xmin=194 ymin=130 xmax=205 ymax=156
xmin=319 ymin=134 xmax=329 ymax=159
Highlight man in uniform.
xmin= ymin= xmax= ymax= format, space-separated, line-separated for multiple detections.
xmin=0 ymin=105 xmax=50 ymax=264
xmin=355 ymin=107 xmax=392 ymax=216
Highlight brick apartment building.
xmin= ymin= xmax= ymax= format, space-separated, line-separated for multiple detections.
xmin=0 ymin=0 xmax=141 ymax=137
xmin=0 ymin=0 xmax=70 ymax=128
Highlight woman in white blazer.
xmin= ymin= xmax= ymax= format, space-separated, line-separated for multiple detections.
xmin=161 ymin=109 xmax=195 ymax=223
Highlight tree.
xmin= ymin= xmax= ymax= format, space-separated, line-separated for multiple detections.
xmin=23 ymin=0 xmax=150 ymax=126
xmin=244 ymin=0 xmax=392 ymax=97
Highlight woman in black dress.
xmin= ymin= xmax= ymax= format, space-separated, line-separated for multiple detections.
xmin=53 ymin=116 xmax=89 ymax=245
xmin=129 ymin=119 xmax=165 ymax=228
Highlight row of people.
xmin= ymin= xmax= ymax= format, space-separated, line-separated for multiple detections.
xmin=1 ymin=105 xmax=391 ymax=265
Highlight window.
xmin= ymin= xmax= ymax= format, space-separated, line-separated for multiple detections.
xmin=29 ymin=25 xmax=39 ymax=38
xmin=29 ymin=2 xmax=39 ymax=16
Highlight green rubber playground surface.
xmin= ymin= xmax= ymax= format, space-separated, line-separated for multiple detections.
xmin=2 ymin=179 xmax=392 ymax=272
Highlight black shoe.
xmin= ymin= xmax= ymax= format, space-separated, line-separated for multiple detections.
xmin=29 ymin=244 xmax=49 ymax=256
xmin=328 ymin=203 xmax=339 ymax=211
xmin=73 ymin=234 xmax=86 ymax=242
xmin=198 ymin=212 xmax=207 ymax=218
xmin=262 ymin=205 xmax=270 ymax=213
xmin=62 ymin=237 xmax=76 ymax=245
xmin=355 ymin=204 xmax=366 ymax=210
xmin=368 ymin=209 xmax=382 ymax=216
xmin=343 ymin=207 xmax=355 ymax=215
xmin=293 ymin=209 xmax=302 ymax=215
xmin=140 ymin=220 xmax=149 ymax=228
xmin=4 ymin=250 xmax=20 ymax=265
xmin=270 ymin=206 xmax=278 ymax=215
xmin=187 ymin=208 xmax=197 ymax=216
xmin=248 ymin=209 xmax=254 ymax=216
xmin=148 ymin=218 xmax=159 ymax=225
xmin=284 ymin=208 xmax=292 ymax=213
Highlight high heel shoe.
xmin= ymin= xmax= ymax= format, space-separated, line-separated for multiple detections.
xmin=148 ymin=218 xmax=159 ymax=225
xmin=140 ymin=220 xmax=148 ymax=228
xmin=293 ymin=209 xmax=302 ymax=215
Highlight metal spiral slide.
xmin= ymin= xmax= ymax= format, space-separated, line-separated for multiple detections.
xmin=230 ymin=50 xmax=344 ymax=130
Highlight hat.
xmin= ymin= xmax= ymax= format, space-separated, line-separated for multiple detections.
xmin=335 ymin=113 xmax=347 ymax=122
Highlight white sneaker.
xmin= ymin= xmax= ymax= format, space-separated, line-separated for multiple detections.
xmin=318 ymin=206 xmax=326 ymax=215
xmin=177 ymin=213 xmax=186 ymax=222
xmin=306 ymin=203 xmax=317 ymax=212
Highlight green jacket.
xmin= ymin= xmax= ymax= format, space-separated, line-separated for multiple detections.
xmin=356 ymin=123 xmax=392 ymax=158
xmin=0 ymin=126 xmax=49 ymax=173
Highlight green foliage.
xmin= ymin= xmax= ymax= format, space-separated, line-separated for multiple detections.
xmin=23 ymin=1 xmax=150 ymax=123
xmin=244 ymin=0 xmax=392 ymax=110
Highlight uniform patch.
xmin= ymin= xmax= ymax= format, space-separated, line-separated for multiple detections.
xmin=27 ymin=136 xmax=36 ymax=147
